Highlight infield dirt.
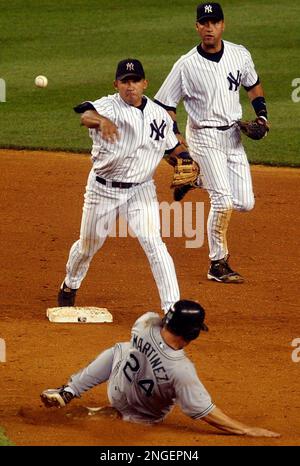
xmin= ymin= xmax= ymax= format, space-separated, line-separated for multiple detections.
xmin=0 ymin=149 xmax=299 ymax=446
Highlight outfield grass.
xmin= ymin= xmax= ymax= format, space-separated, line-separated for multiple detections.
xmin=0 ymin=0 xmax=299 ymax=165
xmin=0 ymin=427 xmax=14 ymax=446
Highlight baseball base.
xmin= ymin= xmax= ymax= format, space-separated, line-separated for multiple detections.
xmin=46 ymin=307 xmax=113 ymax=323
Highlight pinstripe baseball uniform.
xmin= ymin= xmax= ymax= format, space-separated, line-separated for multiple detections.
xmin=63 ymin=93 xmax=180 ymax=311
xmin=155 ymin=39 xmax=257 ymax=264
xmin=67 ymin=312 xmax=214 ymax=424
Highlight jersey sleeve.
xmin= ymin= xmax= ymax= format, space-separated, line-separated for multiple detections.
xmin=154 ymin=59 xmax=184 ymax=108
xmin=240 ymin=47 xmax=259 ymax=89
xmin=174 ymin=361 xmax=215 ymax=420
xmin=89 ymin=96 xmax=115 ymax=120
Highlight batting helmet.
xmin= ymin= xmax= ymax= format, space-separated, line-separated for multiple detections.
xmin=163 ymin=300 xmax=208 ymax=341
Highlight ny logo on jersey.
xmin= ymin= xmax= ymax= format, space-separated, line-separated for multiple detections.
xmin=126 ymin=62 xmax=135 ymax=71
xmin=205 ymin=5 xmax=213 ymax=13
xmin=227 ymin=70 xmax=241 ymax=91
xmin=150 ymin=119 xmax=166 ymax=141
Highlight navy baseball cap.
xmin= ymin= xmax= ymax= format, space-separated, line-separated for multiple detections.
xmin=196 ymin=3 xmax=224 ymax=23
xmin=115 ymin=58 xmax=145 ymax=80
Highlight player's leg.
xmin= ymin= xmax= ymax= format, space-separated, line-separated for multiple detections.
xmin=40 ymin=346 xmax=115 ymax=407
xmin=186 ymin=127 xmax=243 ymax=283
xmin=127 ymin=181 xmax=180 ymax=312
xmin=59 ymin=174 xmax=119 ymax=305
xmin=227 ymin=130 xmax=255 ymax=212
xmin=189 ymin=146 xmax=233 ymax=258
xmin=199 ymin=149 xmax=233 ymax=260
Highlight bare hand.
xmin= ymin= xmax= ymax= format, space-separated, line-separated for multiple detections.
xmin=245 ymin=427 xmax=281 ymax=438
xmin=98 ymin=117 xmax=119 ymax=143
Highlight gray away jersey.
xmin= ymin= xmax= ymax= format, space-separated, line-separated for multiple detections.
xmin=88 ymin=94 xmax=178 ymax=183
xmin=107 ymin=312 xmax=214 ymax=424
xmin=155 ymin=40 xmax=258 ymax=127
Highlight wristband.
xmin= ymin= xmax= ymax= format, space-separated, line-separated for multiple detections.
xmin=252 ymin=96 xmax=268 ymax=120
xmin=257 ymin=116 xmax=268 ymax=123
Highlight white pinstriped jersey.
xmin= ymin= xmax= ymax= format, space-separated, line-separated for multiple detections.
xmin=88 ymin=94 xmax=178 ymax=183
xmin=107 ymin=312 xmax=214 ymax=424
xmin=155 ymin=40 xmax=258 ymax=127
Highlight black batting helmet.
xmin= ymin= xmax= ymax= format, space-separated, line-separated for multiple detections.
xmin=163 ymin=300 xmax=208 ymax=341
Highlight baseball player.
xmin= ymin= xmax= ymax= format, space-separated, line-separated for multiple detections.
xmin=41 ymin=300 xmax=279 ymax=438
xmin=154 ymin=3 xmax=269 ymax=283
xmin=58 ymin=58 xmax=195 ymax=312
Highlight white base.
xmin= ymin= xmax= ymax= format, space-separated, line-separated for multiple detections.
xmin=46 ymin=307 xmax=113 ymax=323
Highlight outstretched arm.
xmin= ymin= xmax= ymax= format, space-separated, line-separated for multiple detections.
xmin=202 ymin=406 xmax=280 ymax=438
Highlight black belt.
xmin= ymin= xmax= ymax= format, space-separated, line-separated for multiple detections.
xmin=96 ymin=176 xmax=140 ymax=189
xmin=200 ymin=124 xmax=234 ymax=131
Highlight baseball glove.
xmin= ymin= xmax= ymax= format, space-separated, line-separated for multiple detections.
xmin=167 ymin=153 xmax=200 ymax=201
xmin=238 ymin=117 xmax=269 ymax=140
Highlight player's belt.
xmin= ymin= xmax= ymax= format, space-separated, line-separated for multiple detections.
xmin=96 ymin=176 xmax=140 ymax=189
xmin=199 ymin=124 xmax=234 ymax=131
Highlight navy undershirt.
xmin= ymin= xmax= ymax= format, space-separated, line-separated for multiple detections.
xmin=197 ymin=40 xmax=224 ymax=63
xmin=136 ymin=96 xmax=147 ymax=112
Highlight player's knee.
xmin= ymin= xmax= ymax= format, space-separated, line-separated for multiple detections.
xmin=235 ymin=196 xmax=255 ymax=212
xmin=211 ymin=196 xmax=233 ymax=212
xmin=243 ymin=197 xmax=255 ymax=211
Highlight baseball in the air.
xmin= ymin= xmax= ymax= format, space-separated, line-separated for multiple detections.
xmin=34 ymin=75 xmax=48 ymax=88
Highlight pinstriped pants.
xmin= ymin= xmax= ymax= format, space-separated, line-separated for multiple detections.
xmin=64 ymin=170 xmax=180 ymax=311
xmin=186 ymin=124 xmax=255 ymax=261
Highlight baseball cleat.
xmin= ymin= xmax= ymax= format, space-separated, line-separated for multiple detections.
xmin=58 ymin=282 xmax=77 ymax=307
xmin=40 ymin=386 xmax=75 ymax=408
xmin=207 ymin=256 xmax=244 ymax=284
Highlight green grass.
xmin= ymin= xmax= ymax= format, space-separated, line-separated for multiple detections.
xmin=0 ymin=0 xmax=299 ymax=165
xmin=0 ymin=427 xmax=14 ymax=446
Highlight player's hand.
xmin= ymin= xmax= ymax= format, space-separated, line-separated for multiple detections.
xmin=98 ymin=116 xmax=119 ymax=143
xmin=244 ymin=427 xmax=281 ymax=438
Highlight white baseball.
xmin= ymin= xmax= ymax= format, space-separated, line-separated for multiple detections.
xmin=35 ymin=75 xmax=48 ymax=88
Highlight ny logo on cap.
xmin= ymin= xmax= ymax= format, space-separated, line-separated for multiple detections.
xmin=205 ymin=5 xmax=213 ymax=13
xmin=126 ymin=62 xmax=135 ymax=71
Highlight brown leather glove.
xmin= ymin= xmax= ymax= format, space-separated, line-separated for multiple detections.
xmin=238 ymin=117 xmax=269 ymax=140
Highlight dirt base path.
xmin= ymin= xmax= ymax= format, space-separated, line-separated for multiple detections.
xmin=0 ymin=150 xmax=299 ymax=446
